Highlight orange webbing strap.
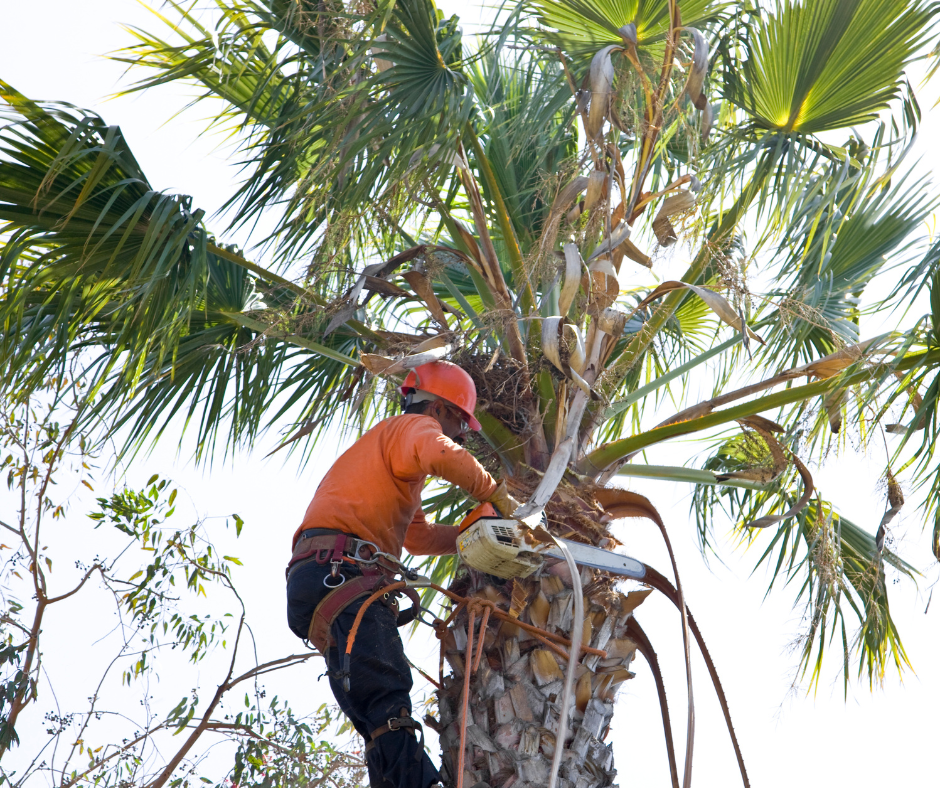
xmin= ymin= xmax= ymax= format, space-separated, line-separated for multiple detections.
xmin=345 ymin=581 xmax=408 ymax=657
xmin=340 ymin=579 xmax=611 ymax=788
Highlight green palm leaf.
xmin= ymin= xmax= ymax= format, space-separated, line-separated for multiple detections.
xmin=725 ymin=0 xmax=935 ymax=134
xmin=532 ymin=0 xmax=723 ymax=59
xmin=764 ymin=169 xmax=933 ymax=363
xmin=114 ymin=0 xmax=296 ymax=129
xmin=0 ymin=84 xmax=208 ymax=392
xmin=693 ymin=448 xmax=916 ymax=691
xmin=0 ymin=86 xmax=381 ymax=458
xmin=466 ymin=50 xmax=576 ymax=254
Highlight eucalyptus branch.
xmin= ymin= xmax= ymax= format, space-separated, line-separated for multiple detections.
xmin=0 ymin=615 xmax=31 ymax=637
xmin=45 ymin=563 xmax=104 ymax=604
xmin=145 ymin=611 xmax=247 ymax=788
xmin=31 ymin=416 xmax=74 ymax=601
xmin=304 ymin=753 xmax=368 ymax=788
xmin=57 ymin=724 xmax=170 ymax=788
xmin=226 ymin=652 xmax=319 ymax=688
xmin=58 ymin=636 xmax=140 ymax=781
xmin=199 ymin=721 xmax=361 ymax=770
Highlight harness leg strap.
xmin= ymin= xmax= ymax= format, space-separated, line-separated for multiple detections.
xmin=307 ymin=571 xmax=387 ymax=654
xmin=365 ymin=707 xmax=424 ymax=761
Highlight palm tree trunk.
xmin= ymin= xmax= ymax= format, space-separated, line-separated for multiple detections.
xmin=435 ymin=562 xmax=649 ymax=788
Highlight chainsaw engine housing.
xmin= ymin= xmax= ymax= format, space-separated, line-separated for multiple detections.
xmin=456 ymin=515 xmax=543 ymax=579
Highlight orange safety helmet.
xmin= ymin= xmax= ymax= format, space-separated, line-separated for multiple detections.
xmin=400 ymin=360 xmax=482 ymax=431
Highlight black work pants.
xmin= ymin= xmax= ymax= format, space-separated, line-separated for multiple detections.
xmin=286 ymin=559 xmax=441 ymax=788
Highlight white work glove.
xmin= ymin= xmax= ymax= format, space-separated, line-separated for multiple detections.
xmin=487 ymin=480 xmax=522 ymax=519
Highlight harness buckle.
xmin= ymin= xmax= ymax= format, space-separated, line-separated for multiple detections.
xmin=387 ymin=716 xmax=404 ymax=732
xmin=349 ymin=538 xmax=380 ymax=563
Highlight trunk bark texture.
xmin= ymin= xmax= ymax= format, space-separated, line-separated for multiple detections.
xmin=434 ymin=560 xmax=650 ymax=788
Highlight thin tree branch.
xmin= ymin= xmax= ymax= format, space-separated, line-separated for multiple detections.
xmin=45 ymin=564 xmax=103 ymax=604
xmin=58 ymin=724 xmax=170 ymax=788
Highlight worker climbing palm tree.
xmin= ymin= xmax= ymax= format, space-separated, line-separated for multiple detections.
xmin=286 ymin=360 xmax=518 ymax=788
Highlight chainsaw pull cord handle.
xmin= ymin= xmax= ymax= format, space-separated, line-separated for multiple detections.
xmin=547 ymin=536 xmax=584 ymax=788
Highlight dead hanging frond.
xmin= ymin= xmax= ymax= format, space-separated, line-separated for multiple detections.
xmin=876 ymin=471 xmax=905 ymax=554
xmin=541 ymin=176 xmax=589 ymax=259
xmin=541 ymin=316 xmax=595 ymax=399
xmin=586 ymin=45 xmax=620 ymax=140
xmin=726 ymin=418 xmax=815 ymax=529
xmin=652 ymin=191 xmax=697 ymax=247
xmin=559 ymin=243 xmax=583 ymax=316
xmin=592 ymin=485 xmax=664 ymax=527
xmin=360 ymin=334 xmax=452 ymax=376
xmin=682 ymin=27 xmax=709 ymax=112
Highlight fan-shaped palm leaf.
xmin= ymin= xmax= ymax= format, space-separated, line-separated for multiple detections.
xmin=695 ymin=470 xmax=916 ymax=690
xmin=725 ymin=0 xmax=934 ymax=134
xmin=532 ymin=0 xmax=723 ymax=61
xmin=764 ymin=170 xmax=933 ymax=363
xmin=465 ymin=49 xmax=576 ymax=254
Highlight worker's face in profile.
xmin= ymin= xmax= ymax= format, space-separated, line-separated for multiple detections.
xmin=430 ymin=399 xmax=469 ymax=444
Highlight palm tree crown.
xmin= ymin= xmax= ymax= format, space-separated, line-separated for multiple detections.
xmin=2 ymin=0 xmax=939 ymax=785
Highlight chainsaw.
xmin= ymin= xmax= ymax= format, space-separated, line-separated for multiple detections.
xmin=456 ymin=502 xmax=646 ymax=581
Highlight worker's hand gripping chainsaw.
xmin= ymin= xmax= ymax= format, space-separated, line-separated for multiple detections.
xmin=456 ymin=502 xmax=646 ymax=581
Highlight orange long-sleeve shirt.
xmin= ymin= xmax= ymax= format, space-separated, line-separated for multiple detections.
xmin=294 ymin=414 xmax=498 ymax=557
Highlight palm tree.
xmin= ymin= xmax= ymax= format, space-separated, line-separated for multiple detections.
xmin=1 ymin=0 xmax=938 ymax=786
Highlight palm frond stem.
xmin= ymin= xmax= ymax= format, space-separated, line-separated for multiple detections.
xmin=580 ymin=348 xmax=940 ymax=474
xmin=219 ymin=312 xmax=359 ymax=367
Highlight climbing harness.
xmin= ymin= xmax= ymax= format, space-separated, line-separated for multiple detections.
xmin=285 ymin=529 xmax=423 ymax=663
xmin=288 ymin=529 xmax=606 ymax=788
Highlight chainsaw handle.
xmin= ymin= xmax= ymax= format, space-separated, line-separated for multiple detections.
xmin=458 ymin=501 xmax=500 ymax=532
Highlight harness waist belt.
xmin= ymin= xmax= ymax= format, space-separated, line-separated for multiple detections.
xmin=288 ymin=529 xmax=422 ymax=653
xmin=286 ymin=529 xmax=378 ymax=581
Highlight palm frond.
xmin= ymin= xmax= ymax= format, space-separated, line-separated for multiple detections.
xmin=531 ymin=0 xmax=725 ymax=63
xmin=724 ymin=0 xmax=935 ymax=134
xmin=693 ymin=447 xmax=916 ymax=690
xmin=466 ymin=47 xmax=576 ymax=255
xmin=762 ymin=167 xmax=933 ymax=364
xmin=114 ymin=0 xmax=297 ymax=129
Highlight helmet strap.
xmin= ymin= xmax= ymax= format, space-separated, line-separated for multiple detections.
xmin=402 ymin=390 xmax=439 ymax=411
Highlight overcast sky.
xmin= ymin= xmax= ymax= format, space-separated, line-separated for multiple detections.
xmin=2 ymin=2 xmax=938 ymax=786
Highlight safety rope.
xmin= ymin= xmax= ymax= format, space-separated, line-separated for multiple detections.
xmin=343 ymin=578 xmax=607 ymax=788
xmin=344 ymin=581 xmax=606 ymax=666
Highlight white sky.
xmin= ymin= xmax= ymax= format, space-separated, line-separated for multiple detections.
xmin=2 ymin=2 xmax=938 ymax=787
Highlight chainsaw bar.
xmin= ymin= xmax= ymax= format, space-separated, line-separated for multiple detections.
xmin=456 ymin=513 xmax=647 ymax=581
xmin=542 ymin=539 xmax=646 ymax=580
